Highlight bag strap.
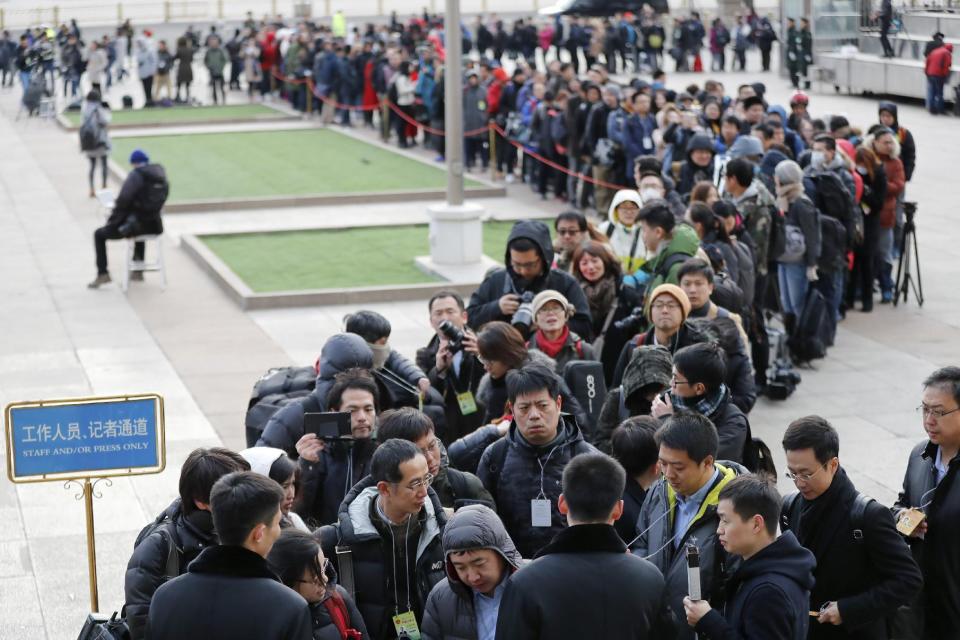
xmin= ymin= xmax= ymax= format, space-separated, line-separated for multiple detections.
xmin=157 ymin=524 xmax=181 ymax=580
xmin=780 ymin=491 xmax=802 ymax=533
xmin=574 ymin=339 xmax=583 ymax=359
xmin=322 ymin=591 xmax=358 ymax=640
xmin=850 ymin=493 xmax=873 ymax=544
xmin=335 ymin=544 xmax=357 ymax=602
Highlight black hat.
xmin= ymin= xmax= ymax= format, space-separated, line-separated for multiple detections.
xmin=743 ymin=95 xmax=765 ymax=110
xmin=829 ymin=115 xmax=850 ymax=132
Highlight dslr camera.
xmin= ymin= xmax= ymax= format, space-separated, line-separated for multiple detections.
xmin=511 ymin=291 xmax=537 ymax=336
xmin=437 ymin=320 xmax=465 ymax=355
xmin=613 ymin=305 xmax=647 ymax=334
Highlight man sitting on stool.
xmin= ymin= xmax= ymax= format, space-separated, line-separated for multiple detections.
xmin=89 ymin=148 xmax=167 ymax=289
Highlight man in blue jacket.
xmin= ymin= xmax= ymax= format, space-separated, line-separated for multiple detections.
xmin=683 ymin=474 xmax=816 ymax=639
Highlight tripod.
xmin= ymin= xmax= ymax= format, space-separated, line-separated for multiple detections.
xmin=894 ymin=202 xmax=924 ymax=307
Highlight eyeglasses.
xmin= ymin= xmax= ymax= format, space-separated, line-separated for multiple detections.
xmin=537 ymin=306 xmax=565 ymax=317
xmin=419 ymin=439 xmax=439 ymax=457
xmin=785 ymin=464 xmax=827 ymax=484
xmin=556 ymin=228 xmax=581 ymax=236
xmin=395 ymin=473 xmax=434 ymax=492
xmin=652 ymin=301 xmax=681 ymax=311
xmin=671 ymin=376 xmax=692 ymax=387
xmin=917 ymin=405 xmax=960 ymax=419
xmin=510 ymin=259 xmax=541 ymax=271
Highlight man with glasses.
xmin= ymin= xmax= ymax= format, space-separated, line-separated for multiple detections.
xmin=894 ymin=367 xmax=960 ymax=639
xmin=377 ymin=407 xmax=494 ymax=514
xmin=476 ymin=362 xmax=598 ymax=558
xmin=467 ymin=219 xmax=594 ymax=340
xmin=318 ymin=439 xmax=448 ymax=639
xmin=553 ymin=211 xmax=593 ymax=272
xmin=780 ymin=416 xmax=921 ymax=639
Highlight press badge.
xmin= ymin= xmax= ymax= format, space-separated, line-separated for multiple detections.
xmin=456 ymin=391 xmax=478 ymax=415
xmin=643 ymin=136 xmax=653 ymax=149
xmin=393 ymin=611 xmax=421 ymax=639
xmin=531 ymin=499 xmax=552 ymax=527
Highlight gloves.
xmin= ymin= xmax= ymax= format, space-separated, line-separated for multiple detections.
xmin=806 ymin=266 xmax=819 ymax=282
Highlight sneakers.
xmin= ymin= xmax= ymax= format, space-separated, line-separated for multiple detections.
xmin=87 ymin=273 xmax=111 ymax=289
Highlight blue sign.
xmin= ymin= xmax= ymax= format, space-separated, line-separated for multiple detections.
xmin=5 ymin=395 xmax=165 ymax=482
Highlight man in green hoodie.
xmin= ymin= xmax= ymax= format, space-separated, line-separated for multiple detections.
xmin=638 ymin=199 xmax=701 ymax=308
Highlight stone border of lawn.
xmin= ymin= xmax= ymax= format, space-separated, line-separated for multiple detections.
xmin=57 ymin=103 xmax=299 ymax=131
xmin=181 ymin=233 xmax=498 ymax=310
xmin=105 ymin=154 xmax=506 ymax=213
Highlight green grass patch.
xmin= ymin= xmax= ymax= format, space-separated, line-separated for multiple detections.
xmin=64 ymin=104 xmax=289 ymax=127
xmin=111 ymin=129 xmax=480 ymax=202
xmin=202 ymin=221 xmax=522 ymax=292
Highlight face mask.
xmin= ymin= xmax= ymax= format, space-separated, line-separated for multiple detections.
xmin=811 ymin=150 xmax=825 ymax=168
xmin=368 ymin=343 xmax=390 ymax=370
xmin=640 ymin=188 xmax=663 ymax=203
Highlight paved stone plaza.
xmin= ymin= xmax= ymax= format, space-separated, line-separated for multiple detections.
xmin=1 ymin=58 xmax=959 ymax=638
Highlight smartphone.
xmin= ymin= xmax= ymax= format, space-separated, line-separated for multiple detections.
xmin=304 ymin=412 xmax=352 ymax=440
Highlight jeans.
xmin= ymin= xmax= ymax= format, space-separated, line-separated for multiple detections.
xmin=88 ymin=156 xmax=108 ymax=191
xmin=19 ymin=70 xmax=31 ymax=90
xmin=927 ymin=76 xmax=945 ymax=114
xmin=876 ymin=227 xmax=895 ymax=296
xmin=778 ymin=262 xmax=809 ymax=317
xmin=815 ymin=270 xmax=844 ymax=345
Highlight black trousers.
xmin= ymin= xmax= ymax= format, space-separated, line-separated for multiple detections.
xmin=141 ymin=76 xmax=153 ymax=104
xmin=880 ymin=19 xmax=894 ymax=56
xmin=88 ymin=156 xmax=107 ymax=190
xmin=95 ymin=224 xmax=143 ymax=275
xmin=760 ymin=47 xmax=772 ymax=71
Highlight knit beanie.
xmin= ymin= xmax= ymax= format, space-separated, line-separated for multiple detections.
xmin=647 ymin=283 xmax=691 ymax=323
xmin=129 ymin=149 xmax=150 ymax=165
xmin=774 ymin=159 xmax=804 ymax=186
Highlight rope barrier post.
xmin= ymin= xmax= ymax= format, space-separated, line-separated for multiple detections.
xmin=307 ymin=86 xmax=313 ymax=114
xmin=0 ymin=8 xmax=4 ymax=30
xmin=489 ymin=124 xmax=497 ymax=181
xmin=444 ymin=0 xmax=465 ymax=207
xmin=117 ymin=3 xmax=123 ymax=23
xmin=381 ymin=98 xmax=389 ymax=141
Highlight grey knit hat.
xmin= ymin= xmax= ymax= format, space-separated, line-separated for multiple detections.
xmin=774 ymin=159 xmax=804 ymax=185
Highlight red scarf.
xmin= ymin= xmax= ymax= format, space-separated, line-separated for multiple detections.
xmin=534 ymin=326 xmax=570 ymax=359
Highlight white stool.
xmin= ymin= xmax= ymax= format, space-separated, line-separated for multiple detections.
xmin=122 ymin=234 xmax=166 ymax=292
xmin=95 ymin=189 xmax=115 ymax=218
xmin=39 ymin=97 xmax=56 ymax=119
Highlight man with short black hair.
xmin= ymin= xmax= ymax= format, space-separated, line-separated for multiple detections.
xmin=378 ymin=407 xmax=494 ymax=512
xmin=632 ymin=411 xmax=747 ymax=639
xmin=468 ymin=220 xmax=593 ymax=339
xmin=610 ymin=417 xmax=662 ymax=543
xmin=653 ymin=342 xmax=750 ymax=464
xmin=147 ymin=471 xmax=312 ymax=640
xmin=498 ymin=453 xmax=676 ymax=638
xmin=781 ymin=415 xmax=921 ymax=639
xmin=638 ymin=200 xmax=701 ymax=299
xmin=894 ymin=367 xmax=960 ymax=639
xmin=683 ymin=475 xmax=816 ymax=639
xmin=416 ymin=291 xmax=485 ymax=442
xmin=678 ymin=258 xmax=749 ymax=347
xmin=124 ymin=447 xmax=249 ymax=640
xmin=319 ymin=439 xmax=448 ymax=638
xmin=476 ymin=362 xmax=597 ymax=557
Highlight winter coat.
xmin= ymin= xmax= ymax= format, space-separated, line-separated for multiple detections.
xmin=598 ymin=190 xmax=647 ymax=273
xmin=616 ymin=478 xmax=649 ymax=544
xmin=124 ymin=500 xmax=216 ymax=640
xmin=136 ymin=44 xmax=157 ymax=79
xmin=204 ymin=46 xmax=228 ymax=75
xmin=611 ymin=320 xmax=713 ymax=389
xmin=632 ymin=461 xmax=748 ymax=640
xmin=421 ymin=505 xmax=523 ymax=640
xmin=318 ymin=477 xmax=448 ymax=639
xmin=81 ymin=101 xmax=111 ymax=159
xmin=731 ymin=180 xmax=777 ymax=277
xmin=595 ymin=345 xmax=673 ymax=453
xmin=476 ymin=415 xmax=598 ymax=558
xmin=695 ymin=532 xmax=815 ymax=640
xmin=675 ymin=135 xmax=717 ymax=197
xmin=864 ymin=132 xmax=906 ymax=230
xmin=624 ymin=112 xmax=657 ymax=171
xmin=86 ymin=48 xmax=108 ymax=85
xmin=878 ymin=102 xmax=916 ymax=180
xmin=784 ymin=468 xmax=923 ymax=640
xmin=498 ymin=524 xmax=677 ymax=638
xmin=462 ymin=83 xmax=487 ymax=138
xmin=111 ymin=164 xmax=166 ymax=231
xmin=894 ymin=440 xmax=960 ymax=640
xmin=147 ymin=545 xmax=313 ymax=640
xmin=526 ymin=329 xmax=595 ymax=376
xmin=308 ymin=586 xmax=370 ymax=640
xmin=175 ymin=44 xmax=194 ymax=84
xmin=466 ymin=220 xmax=595 ymax=340
xmin=702 ymin=388 xmax=750 ymax=464
xmin=925 ymin=42 xmax=953 ymax=78
xmin=298 ymin=439 xmax=376 ymax=527
xmin=642 ymin=223 xmax=702 ymax=301
xmin=779 ymin=194 xmax=821 ymax=268
xmin=417 ymin=337 xmax=486 ymax=444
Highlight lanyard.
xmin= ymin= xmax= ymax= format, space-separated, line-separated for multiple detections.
xmin=535 ymin=446 xmax=560 ymax=500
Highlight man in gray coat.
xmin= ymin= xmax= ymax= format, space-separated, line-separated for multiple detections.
xmin=421 ymin=505 xmax=523 ymax=639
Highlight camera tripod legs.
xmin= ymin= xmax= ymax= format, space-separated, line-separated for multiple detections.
xmin=894 ymin=221 xmax=924 ymax=307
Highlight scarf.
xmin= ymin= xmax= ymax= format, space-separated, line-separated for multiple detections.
xmin=672 ymin=383 xmax=729 ymax=418
xmin=581 ymin=276 xmax=617 ymax=334
xmin=797 ymin=466 xmax=857 ymax=561
xmin=534 ymin=325 xmax=570 ymax=359
xmin=776 ymin=181 xmax=804 ymax=213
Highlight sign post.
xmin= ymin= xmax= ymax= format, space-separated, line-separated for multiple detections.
xmin=5 ymin=394 xmax=166 ymax=612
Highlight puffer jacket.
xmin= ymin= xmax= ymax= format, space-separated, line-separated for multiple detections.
xmin=318 ymin=477 xmax=448 ymax=639
xmin=631 ymin=461 xmax=748 ymax=640
xmin=864 ymin=132 xmax=906 ymax=229
xmin=421 ymin=505 xmax=524 ymax=640
xmin=598 ymin=190 xmax=646 ymax=273
xmin=595 ymin=345 xmax=673 ymax=452
xmin=476 ymin=415 xmax=598 ymax=558
xmin=467 ymin=220 xmax=594 ymax=340
xmin=124 ymin=499 xmax=217 ymax=640
xmin=642 ymin=223 xmax=702 ymax=304
xmin=308 ymin=585 xmax=370 ymax=640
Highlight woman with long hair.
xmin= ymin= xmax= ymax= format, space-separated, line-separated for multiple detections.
xmin=848 ymin=146 xmax=887 ymax=312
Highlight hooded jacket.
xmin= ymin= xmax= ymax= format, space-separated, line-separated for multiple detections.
xmin=476 ymin=415 xmax=598 ymax=558
xmin=467 ymin=220 xmax=594 ymax=340
xmin=731 ymin=179 xmax=777 ymax=278
xmin=595 ymin=345 xmax=673 ymax=453
xmin=632 ymin=460 xmax=749 ymax=640
xmin=863 ymin=132 xmax=905 ymax=229
xmin=643 ymin=223 xmax=702 ymax=303
xmin=877 ymin=102 xmax=916 ymax=181
xmin=111 ymin=163 xmax=167 ymax=229
xmin=421 ymin=505 xmax=524 ymax=640
xmin=598 ymin=190 xmax=647 ymax=273
xmin=675 ymin=133 xmax=717 ymax=196
xmin=925 ymin=42 xmax=953 ymax=79
xmin=318 ymin=477 xmax=448 ymax=639
xmin=695 ymin=532 xmax=816 ymax=640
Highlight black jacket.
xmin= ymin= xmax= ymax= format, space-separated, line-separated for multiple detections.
xmin=615 ymin=478 xmax=648 ymax=545
xmin=298 ymin=439 xmax=377 ymax=527
xmin=611 ymin=321 xmax=712 ymax=388
xmin=308 ymin=584 xmax=370 ymax=640
xmin=476 ymin=415 xmax=598 ymax=558
xmin=416 ymin=336 xmax=485 ymax=443
xmin=318 ymin=477 xmax=448 ymax=639
xmin=111 ymin=164 xmax=165 ymax=231
xmin=124 ymin=500 xmax=216 ymax=640
xmin=421 ymin=505 xmax=523 ymax=640
xmin=497 ymin=524 xmax=677 ymax=639
xmin=783 ymin=468 xmax=923 ymax=640
xmin=703 ymin=389 xmax=749 ymax=465
xmin=894 ymin=440 xmax=960 ymax=640
xmin=467 ymin=220 xmax=594 ymax=340
xmin=147 ymin=545 xmax=313 ymax=640
xmin=695 ymin=532 xmax=816 ymax=640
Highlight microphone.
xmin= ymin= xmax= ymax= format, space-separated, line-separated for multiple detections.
xmin=686 ymin=543 xmax=701 ymax=600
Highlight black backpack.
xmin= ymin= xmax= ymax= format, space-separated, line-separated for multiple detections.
xmin=781 ymin=491 xmax=873 ymax=543
xmin=79 ymin=111 xmax=101 ymax=151
xmin=789 ymin=287 xmax=831 ymax=362
xmin=812 ymin=172 xmax=852 ymax=232
xmin=768 ymin=206 xmax=788 ymax=264
xmin=244 ymin=365 xmax=318 ymax=446
xmin=138 ymin=167 xmax=170 ymax=214
xmin=711 ymin=270 xmax=747 ymax=316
